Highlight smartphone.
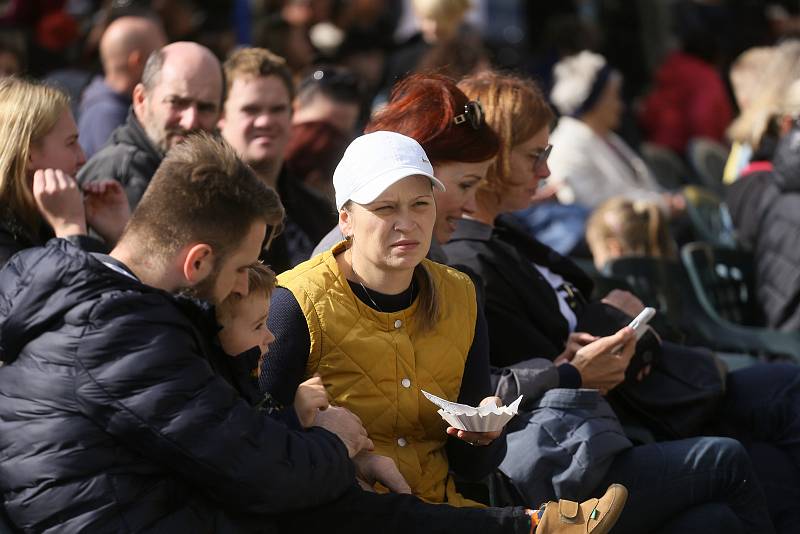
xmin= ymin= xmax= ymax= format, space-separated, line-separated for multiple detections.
xmin=629 ymin=307 xmax=656 ymax=341
xmin=611 ymin=307 xmax=657 ymax=355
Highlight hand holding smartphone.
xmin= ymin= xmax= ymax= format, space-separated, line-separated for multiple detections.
xmin=612 ymin=307 xmax=656 ymax=355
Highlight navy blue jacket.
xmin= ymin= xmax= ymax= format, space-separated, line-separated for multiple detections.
xmin=0 ymin=241 xmax=354 ymax=533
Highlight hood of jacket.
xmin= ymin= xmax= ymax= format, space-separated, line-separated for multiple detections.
xmin=772 ymin=124 xmax=800 ymax=193
xmin=0 ymin=240 xmax=143 ymax=364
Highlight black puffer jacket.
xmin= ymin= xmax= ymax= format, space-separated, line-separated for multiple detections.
xmin=0 ymin=240 xmax=354 ymax=533
xmin=77 ymin=109 xmax=163 ymax=208
xmin=0 ymin=206 xmax=106 ymax=268
xmin=726 ymin=125 xmax=800 ymax=331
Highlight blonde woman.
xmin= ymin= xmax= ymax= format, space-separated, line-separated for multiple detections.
xmin=724 ymin=40 xmax=800 ymax=182
xmin=0 ymin=77 xmax=129 ymax=266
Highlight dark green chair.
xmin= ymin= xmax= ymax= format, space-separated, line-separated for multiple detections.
xmin=682 ymin=185 xmax=738 ymax=249
xmin=603 ymin=255 xmax=797 ymax=363
xmin=681 ymin=242 xmax=800 ymax=362
xmin=641 ymin=142 xmax=690 ymax=191
xmin=686 ymin=137 xmax=728 ymax=194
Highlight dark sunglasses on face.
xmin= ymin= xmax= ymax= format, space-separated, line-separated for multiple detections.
xmin=453 ymin=100 xmax=484 ymax=130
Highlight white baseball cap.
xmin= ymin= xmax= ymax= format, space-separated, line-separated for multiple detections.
xmin=333 ymin=131 xmax=446 ymax=210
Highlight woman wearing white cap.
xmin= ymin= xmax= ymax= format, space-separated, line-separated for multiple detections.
xmin=262 ymin=74 xmax=514 ymax=508
xmin=258 ymin=74 xmax=631 ymax=532
xmin=260 ymin=128 xmax=628 ymax=532
xmin=265 ymin=129 xmax=508 ymax=507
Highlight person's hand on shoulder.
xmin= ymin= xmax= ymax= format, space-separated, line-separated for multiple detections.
xmin=313 ymin=405 xmax=374 ymax=458
xmin=293 ymin=374 xmax=329 ymax=428
xmin=32 ymin=169 xmax=87 ymax=237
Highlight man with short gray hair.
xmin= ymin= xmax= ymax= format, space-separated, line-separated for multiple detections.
xmin=79 ymin=41 xmax=224 ymax=208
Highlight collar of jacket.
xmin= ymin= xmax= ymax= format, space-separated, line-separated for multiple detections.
xmin=114 ymin=108 xmax=165 ymax=160
xmin=449 ymin=217 xmax=493 ymax=242
xmin=448 ymin=214 xmax=595 ymax=299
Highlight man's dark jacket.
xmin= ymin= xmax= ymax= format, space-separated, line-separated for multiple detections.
xmin=726 ymin=125 xmax=800 ymax=331
xmin=0 ymin=240 xmax=354 ymax=533
xmin=77 ymin=110 xmax=162 ymax=208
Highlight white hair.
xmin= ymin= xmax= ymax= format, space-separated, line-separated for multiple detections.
xmin=550 ymin=51 xmax=608 ymax=116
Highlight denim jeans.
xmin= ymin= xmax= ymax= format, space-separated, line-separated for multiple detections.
xmin=715 ymin=364 xmax=800 ymax=534
xmin=597 ymin=437 xmax=774 ymax=534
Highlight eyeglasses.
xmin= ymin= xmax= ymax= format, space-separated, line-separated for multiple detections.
xmin=533 ymin=144 xmax=552 ymax=172
xmin=453 ymin=101 xmax=484 ymax=130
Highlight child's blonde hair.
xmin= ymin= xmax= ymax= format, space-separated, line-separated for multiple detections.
xmin=216 ymin=263 xmax=277 ymax=322
xmin=586 ymin=197 xmax=678 ymax=263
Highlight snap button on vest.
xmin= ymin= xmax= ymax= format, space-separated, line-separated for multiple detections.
xmin=394 ymin=319 xmax=402 ymax=328
xmin=397 ymin=437 xmax=408 ymax=447
xmin=401 ymin=378 xmax=411 ymax=388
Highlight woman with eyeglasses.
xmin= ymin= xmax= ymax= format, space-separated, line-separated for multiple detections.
xmin=444 ymin=70 xmax=778 ymax=533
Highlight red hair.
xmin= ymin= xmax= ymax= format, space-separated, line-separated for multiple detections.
xmin=285 ymin=121 xmax=349 ymax=182
xmin=365 ymin=73 xmax=499 ymax=165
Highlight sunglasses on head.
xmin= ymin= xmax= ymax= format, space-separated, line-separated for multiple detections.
xmin=300 ymin=67 xmax=361 ymax=100
xmin=453 ymin=100 xmax=484 ymax=130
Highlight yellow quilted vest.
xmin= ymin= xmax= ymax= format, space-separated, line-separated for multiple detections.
xmin=278 ymin=241 xmax=479 ymax=506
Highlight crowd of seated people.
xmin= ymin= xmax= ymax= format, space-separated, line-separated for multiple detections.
xmin=2 ymin=2 xmax=800 ymax=533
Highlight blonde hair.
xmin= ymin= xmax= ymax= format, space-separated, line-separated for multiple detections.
xmin=729 ymin=46 xmax=774 ymax=110
xmin=216 ymin=262 xmax=277 ymax=323
xmin=727 ymin=40 xmax=800 ymax=147
xmin=412 ymin=0 xmax=470 ymax=20
xmin=223 ymin=47 xmax=294 ymax=100
xmin=586 ymin=197 xmax=678 ymax=262
xmin=0 ymin=77 xmax=70 ymax=233
xmin=458 ymin=71 xmax=555 ymax=209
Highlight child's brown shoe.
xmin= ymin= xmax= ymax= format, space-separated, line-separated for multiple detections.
xmin=537 ymin=483 xmax=628 ymax=534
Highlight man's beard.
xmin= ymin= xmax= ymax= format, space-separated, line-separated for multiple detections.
xmin=179 ymin=262 xmax=221 ymax=304
xmin=142 ymin=111 xmax=198 ymax=154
